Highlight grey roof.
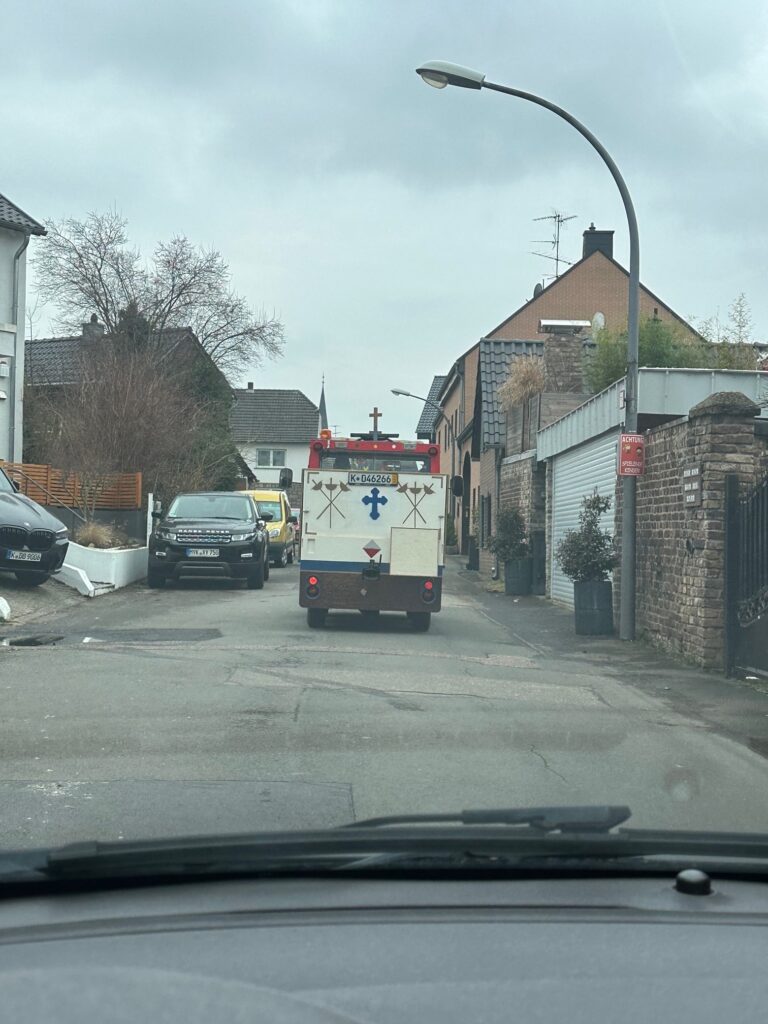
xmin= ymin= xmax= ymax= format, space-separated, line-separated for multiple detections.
xmin=416 ymin=375 xmax=446 ymax=439
xmin=478 ymin=340 xmax=544 ymax=449
xmin=231 ymin=389 xmax=320 ymax=445
xmin=25 ymin=336 xmax=82 ymax=385
xmin=0 ymin=193 xmax=46 ymax=235
xmin=25 ymin=327 xmax=198 ymax=385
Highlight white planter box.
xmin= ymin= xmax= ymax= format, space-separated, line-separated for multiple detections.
xmin=60 ymin=542 xmax=147 ymax=598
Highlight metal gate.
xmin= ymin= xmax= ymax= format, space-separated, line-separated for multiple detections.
xmin=726 ymin=472 xmax=768 ymax=677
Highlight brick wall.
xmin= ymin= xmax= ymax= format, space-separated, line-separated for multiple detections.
xmin=613 ymin=392 xmax=768 ymax=669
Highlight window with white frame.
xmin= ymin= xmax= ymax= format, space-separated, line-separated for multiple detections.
xmin=257 ymin=449 xmax=286 ymax=467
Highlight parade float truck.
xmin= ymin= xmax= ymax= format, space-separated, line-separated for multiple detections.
xmin=299 ymin=418 xmax=462 ymax=631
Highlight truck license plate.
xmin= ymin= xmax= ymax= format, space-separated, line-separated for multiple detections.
xmin=348 ymin=472 xmax=399 ymax=486
xmin=186 ymin=548 xmax=219 ymax=558
xmin=7 ymin=550 xmax=43 ymax=562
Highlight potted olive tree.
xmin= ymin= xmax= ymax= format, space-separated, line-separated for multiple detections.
xmin=555 ymin=493 xmax=617 ymax=635
xmin=489 ymin=505 xmax=532 ymax=596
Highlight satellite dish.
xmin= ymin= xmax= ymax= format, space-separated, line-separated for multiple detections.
xmin=592 ymin=311 xmax=605 ymax=333
xmin=533 ymin=282 xmax=544 ymax=298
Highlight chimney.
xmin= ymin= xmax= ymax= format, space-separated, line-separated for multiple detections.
xmin=582 ymin=223 xmax=614 ymax=260
xmin=247 ymin=381 xmax=254 ymax=390
xmin=81 ymin=313 xmax=104 ymax=342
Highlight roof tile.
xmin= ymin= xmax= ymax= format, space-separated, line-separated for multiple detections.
xmin=0 ymin=193 xmax=46 ymax=235
xmin=416 ymin=375 xmax=446 ymax=438
xmin=231 ymin=389 xmax=320 ymax=445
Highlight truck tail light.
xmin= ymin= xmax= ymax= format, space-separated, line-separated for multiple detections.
xmin=421 ymin=579 xmax=436 ymax=603
xmin=306 ymin=575 xmax=320 ymax=599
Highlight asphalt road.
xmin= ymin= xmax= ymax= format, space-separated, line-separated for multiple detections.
xmin=3 ymin=562 xmax=768 ymax=848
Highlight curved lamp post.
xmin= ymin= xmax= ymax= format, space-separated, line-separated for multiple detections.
xmin=391 ymin=387 xmax=458 ymax=513
xmin=416 ymin=61 xmax=639 ymax=641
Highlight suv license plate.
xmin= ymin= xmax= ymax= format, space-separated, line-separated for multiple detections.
xmin=7 ymin=550 xmax=43 ymax=562
xmin=186 ymin=548 xmax=219 ymax=558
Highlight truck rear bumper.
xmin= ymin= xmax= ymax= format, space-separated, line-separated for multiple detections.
xmin=299 ymin=570 xmax=442 ymax=612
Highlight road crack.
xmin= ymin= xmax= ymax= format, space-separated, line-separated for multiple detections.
xmin=529 ymin=744 xmax=567 ymax=783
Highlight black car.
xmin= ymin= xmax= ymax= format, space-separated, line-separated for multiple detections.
xmin=147 ymin=491 xmax=272 ymax=589
xmin=0 ymin=468 xmax=69 ymax=587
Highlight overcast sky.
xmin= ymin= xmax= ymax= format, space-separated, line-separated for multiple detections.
xmin=4 ymin=0 xmax=767 ymax=436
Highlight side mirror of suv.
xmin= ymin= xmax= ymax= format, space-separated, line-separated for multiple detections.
xmin=151 ymin=499 xmax=163 ymax=521
xmin=260 ymin=511 xmax=274 ymax=522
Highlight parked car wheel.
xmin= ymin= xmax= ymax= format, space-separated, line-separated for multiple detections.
xmin=247 ymin=558 xmax=265 ymax=590
xmin=147 ymin=570 xmax=166 ymax=589
xmin=287 ymin=545 xmax=295 ymax=564
xmin=273 ymin=546 xmax=288 ymax=569
xmin=307 ymin=608 xmax=327 ymax=628
xmin=14 ymin=571 xmax=49 ymax=587
xmin=264 ymin=552 xmax=270 ymax=581
xmin=407 ymin=612 xmax=431 ymax=632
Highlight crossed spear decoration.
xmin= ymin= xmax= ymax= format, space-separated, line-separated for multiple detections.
xmin=312 ymin=477 xmax=350 ymax=525
xmin=397 ymin=482 xmax=434 ymax=526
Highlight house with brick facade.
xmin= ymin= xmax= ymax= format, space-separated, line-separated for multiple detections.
xmin=434 ymin=223 xmax=704 ymax=569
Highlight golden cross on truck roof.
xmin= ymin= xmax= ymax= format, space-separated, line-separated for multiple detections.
xmin=369 ymin=406 xmax=383 ymax=432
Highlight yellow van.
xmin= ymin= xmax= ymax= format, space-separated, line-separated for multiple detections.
xmin=247 ymin=489 xmax=296 ymax=568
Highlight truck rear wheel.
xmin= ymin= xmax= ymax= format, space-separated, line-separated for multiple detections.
xmin=307 ymin=608 xmax=327 ymax=628
xmin=407 ymin=611 xmax=431 ymax=632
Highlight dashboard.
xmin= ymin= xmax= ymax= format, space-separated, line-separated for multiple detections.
xmin=2 ymin=874 xmax=767 ymax=1022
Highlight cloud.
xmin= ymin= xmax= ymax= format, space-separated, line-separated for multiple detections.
xmin=3 ymin=0 xmax=767 ymax=435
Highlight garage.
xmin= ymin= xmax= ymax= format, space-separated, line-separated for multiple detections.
xmin=550 ymin=430 xmax=618 ymax=605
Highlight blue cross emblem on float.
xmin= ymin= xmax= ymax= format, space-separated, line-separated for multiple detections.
xmin=362 ymin=487 xmax=388 ymax=520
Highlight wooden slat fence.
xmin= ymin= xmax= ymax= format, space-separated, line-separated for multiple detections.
xmin=1 ymin=462 xmax=142 ymax=510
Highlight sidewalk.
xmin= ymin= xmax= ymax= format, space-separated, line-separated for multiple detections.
xmin=0 ymin=576 xmax=84 ymax=628
xmin=447 ymin=555 xmax=768 ymax=761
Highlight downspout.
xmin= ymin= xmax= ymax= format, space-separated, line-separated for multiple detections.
xmin=10 ymin=232 xmax=31 ymax=462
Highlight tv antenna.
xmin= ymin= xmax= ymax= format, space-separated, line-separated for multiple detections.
xmin=530 ymin=211 xmax=577 ymax=280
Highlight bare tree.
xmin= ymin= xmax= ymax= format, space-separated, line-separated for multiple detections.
xmin=37 ymin=341 xmax=238 ymax=516
xmin=723 ymin=292 xmax=753 ymax=345
xmin=33 ymin=211 xmax=283 ymax=375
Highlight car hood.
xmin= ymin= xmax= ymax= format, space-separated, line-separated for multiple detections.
xmin=160 ymin=518 xmax=258 ymax=533
xmin=0 ymin=493 xmax=66 ymax=532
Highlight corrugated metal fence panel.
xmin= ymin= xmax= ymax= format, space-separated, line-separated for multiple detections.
xmin=550 ymin=431 xmax=618 ymax=606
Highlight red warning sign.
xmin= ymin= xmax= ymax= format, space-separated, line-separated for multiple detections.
xmin=363 ymin=540 xmax=381 ymax=558
xmin=618 ymin=433 xmax=645 ymax=476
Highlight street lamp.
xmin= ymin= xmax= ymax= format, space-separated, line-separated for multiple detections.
xmin=416 ymin=60 xmax=640 ymax=641
xmin=391 ymin=388 xmax=458 ymax=509
xmin=391 ymin=387 xmax=456 ymax=450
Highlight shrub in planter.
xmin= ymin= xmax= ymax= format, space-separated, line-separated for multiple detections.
xmin=489 ymin=505 xmax=532 ymax=596
xmin=555 ymin=493 xmax=617 ymax=635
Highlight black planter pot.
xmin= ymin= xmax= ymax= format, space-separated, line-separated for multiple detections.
xmin=466 ymin=538 xmax=479 ymax=571
xmin=573 ymin=580 xmax=614 ymax=635
xmin=504 ymin=557 xmax=532 ymax=596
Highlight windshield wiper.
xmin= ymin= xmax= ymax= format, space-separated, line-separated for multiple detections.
xmin=341 ymin=805 xmax=632 ymax=833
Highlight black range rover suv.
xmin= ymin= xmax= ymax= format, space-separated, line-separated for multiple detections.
xmin=147 ymin=492 xmax=273 ymax=589
xmin=0 ymin=467 xmax=69 ymax=586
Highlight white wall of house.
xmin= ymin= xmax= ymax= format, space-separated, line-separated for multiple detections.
xmin=238 ymin=442 xmax=308 ymax=485
xmin=0 ymin=226 xmax=28 ymax=462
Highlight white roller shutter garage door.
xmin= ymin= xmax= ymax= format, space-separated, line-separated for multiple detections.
xmin=550 ymin=431 xmax=618 ymax=606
